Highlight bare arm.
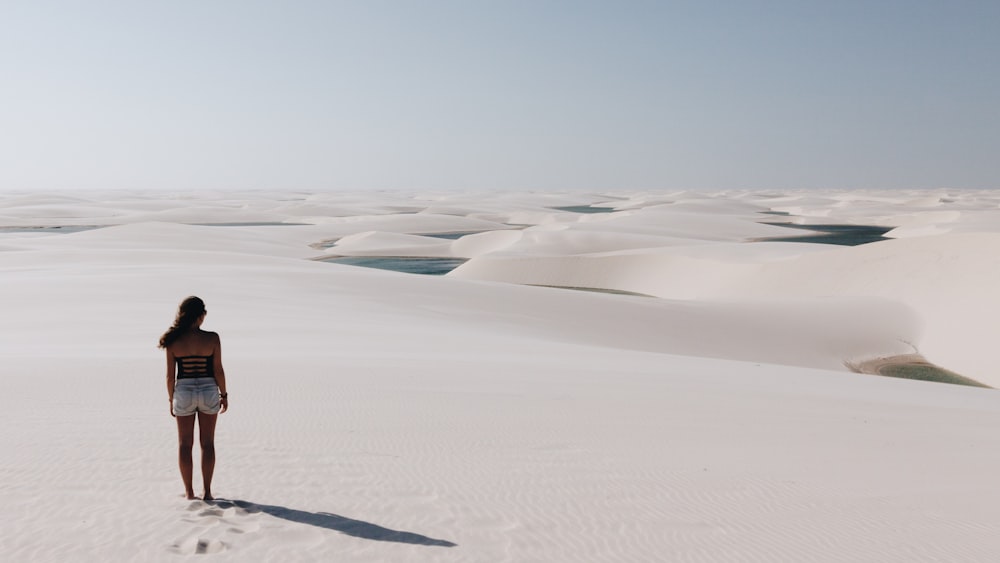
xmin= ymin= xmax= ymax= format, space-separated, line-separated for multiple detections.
xmin=214 ymin=333 xmax=228 ymax=413
xmin=166 ymin=348 xmax=176 ymax=416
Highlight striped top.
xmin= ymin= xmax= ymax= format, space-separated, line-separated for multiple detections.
xmin=175 ymin=354 xmax=216 ymax=380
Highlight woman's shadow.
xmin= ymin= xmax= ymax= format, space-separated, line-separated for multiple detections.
xmin=209 ymin=499 xmax=456 ymax=547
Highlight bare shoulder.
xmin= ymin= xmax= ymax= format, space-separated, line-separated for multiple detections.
xmin=208 ymin=331 xmax=223 ymax=357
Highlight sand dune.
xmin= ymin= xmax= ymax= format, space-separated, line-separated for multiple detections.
xmin=325 ymin=231 xmax=455 ymax=257
xmin=2 ymin=189 xmax=1000 ymax=562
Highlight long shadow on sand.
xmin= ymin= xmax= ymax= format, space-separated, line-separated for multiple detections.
xmin=210 ymin=499 xmax=457 ymax=547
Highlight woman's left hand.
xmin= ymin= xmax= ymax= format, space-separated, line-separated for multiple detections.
xmin=220 ymin=396 xmax=228 ymax=414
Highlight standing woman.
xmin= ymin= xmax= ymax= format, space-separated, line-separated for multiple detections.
xmin=159 ymin=296 xmax=229 ymax=500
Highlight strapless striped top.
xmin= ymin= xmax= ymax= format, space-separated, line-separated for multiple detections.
xmin=176 ymin=354 xmax=215 ymax=380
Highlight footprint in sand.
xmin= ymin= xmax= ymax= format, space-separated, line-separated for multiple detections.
xmin=171 ymin=500 xmax=264 ymax=555
xmin=169 ymin=537 xmax=227 ymax=555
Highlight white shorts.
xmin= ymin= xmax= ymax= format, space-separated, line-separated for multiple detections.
xmin=173 ymin=377 xmax=221 ymax=416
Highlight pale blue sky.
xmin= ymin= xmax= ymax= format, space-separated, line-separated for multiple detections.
xmin=1 ymin=1 xmax=997 ymax=191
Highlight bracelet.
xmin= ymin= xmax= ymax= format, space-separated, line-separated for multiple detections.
xmin=220 ymin=393 xmax=228 ymax=399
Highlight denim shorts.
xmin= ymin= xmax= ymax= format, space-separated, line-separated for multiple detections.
xmin=173 ymin=377 xmax=221 ymax=416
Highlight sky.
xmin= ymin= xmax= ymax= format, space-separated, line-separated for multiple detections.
xmin=0 ymin=0 xmax=997 ymax=191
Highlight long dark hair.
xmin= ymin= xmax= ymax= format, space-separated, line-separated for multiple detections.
xmin=159 ymin=296 xmax=206 ymax=349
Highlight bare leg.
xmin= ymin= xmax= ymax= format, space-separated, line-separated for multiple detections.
xmin=176 ymin=415 xmax=197 ymax=499
xmin=198 ymin=411 xmax=219 ymax=500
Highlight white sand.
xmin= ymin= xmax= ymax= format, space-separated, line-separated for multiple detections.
xmin=2 ymin=189 xmax=1000 ymax=562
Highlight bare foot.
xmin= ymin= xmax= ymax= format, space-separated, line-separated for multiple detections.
xmin=203 ymin=492 xmax=214 ymax=501
xmin=185 ymin=491 xmax=198 ymax=500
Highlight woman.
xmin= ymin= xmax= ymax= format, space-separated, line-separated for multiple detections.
xmin=160 ymin=296 xmax=229 ymax=500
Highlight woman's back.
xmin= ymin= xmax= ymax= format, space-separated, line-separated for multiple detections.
xmin=169 ymin=329 xmax=218 ymax=357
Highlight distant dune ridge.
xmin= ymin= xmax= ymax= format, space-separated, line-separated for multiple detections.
xmin=2 ymin=189 xmax=1000 ymax=562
